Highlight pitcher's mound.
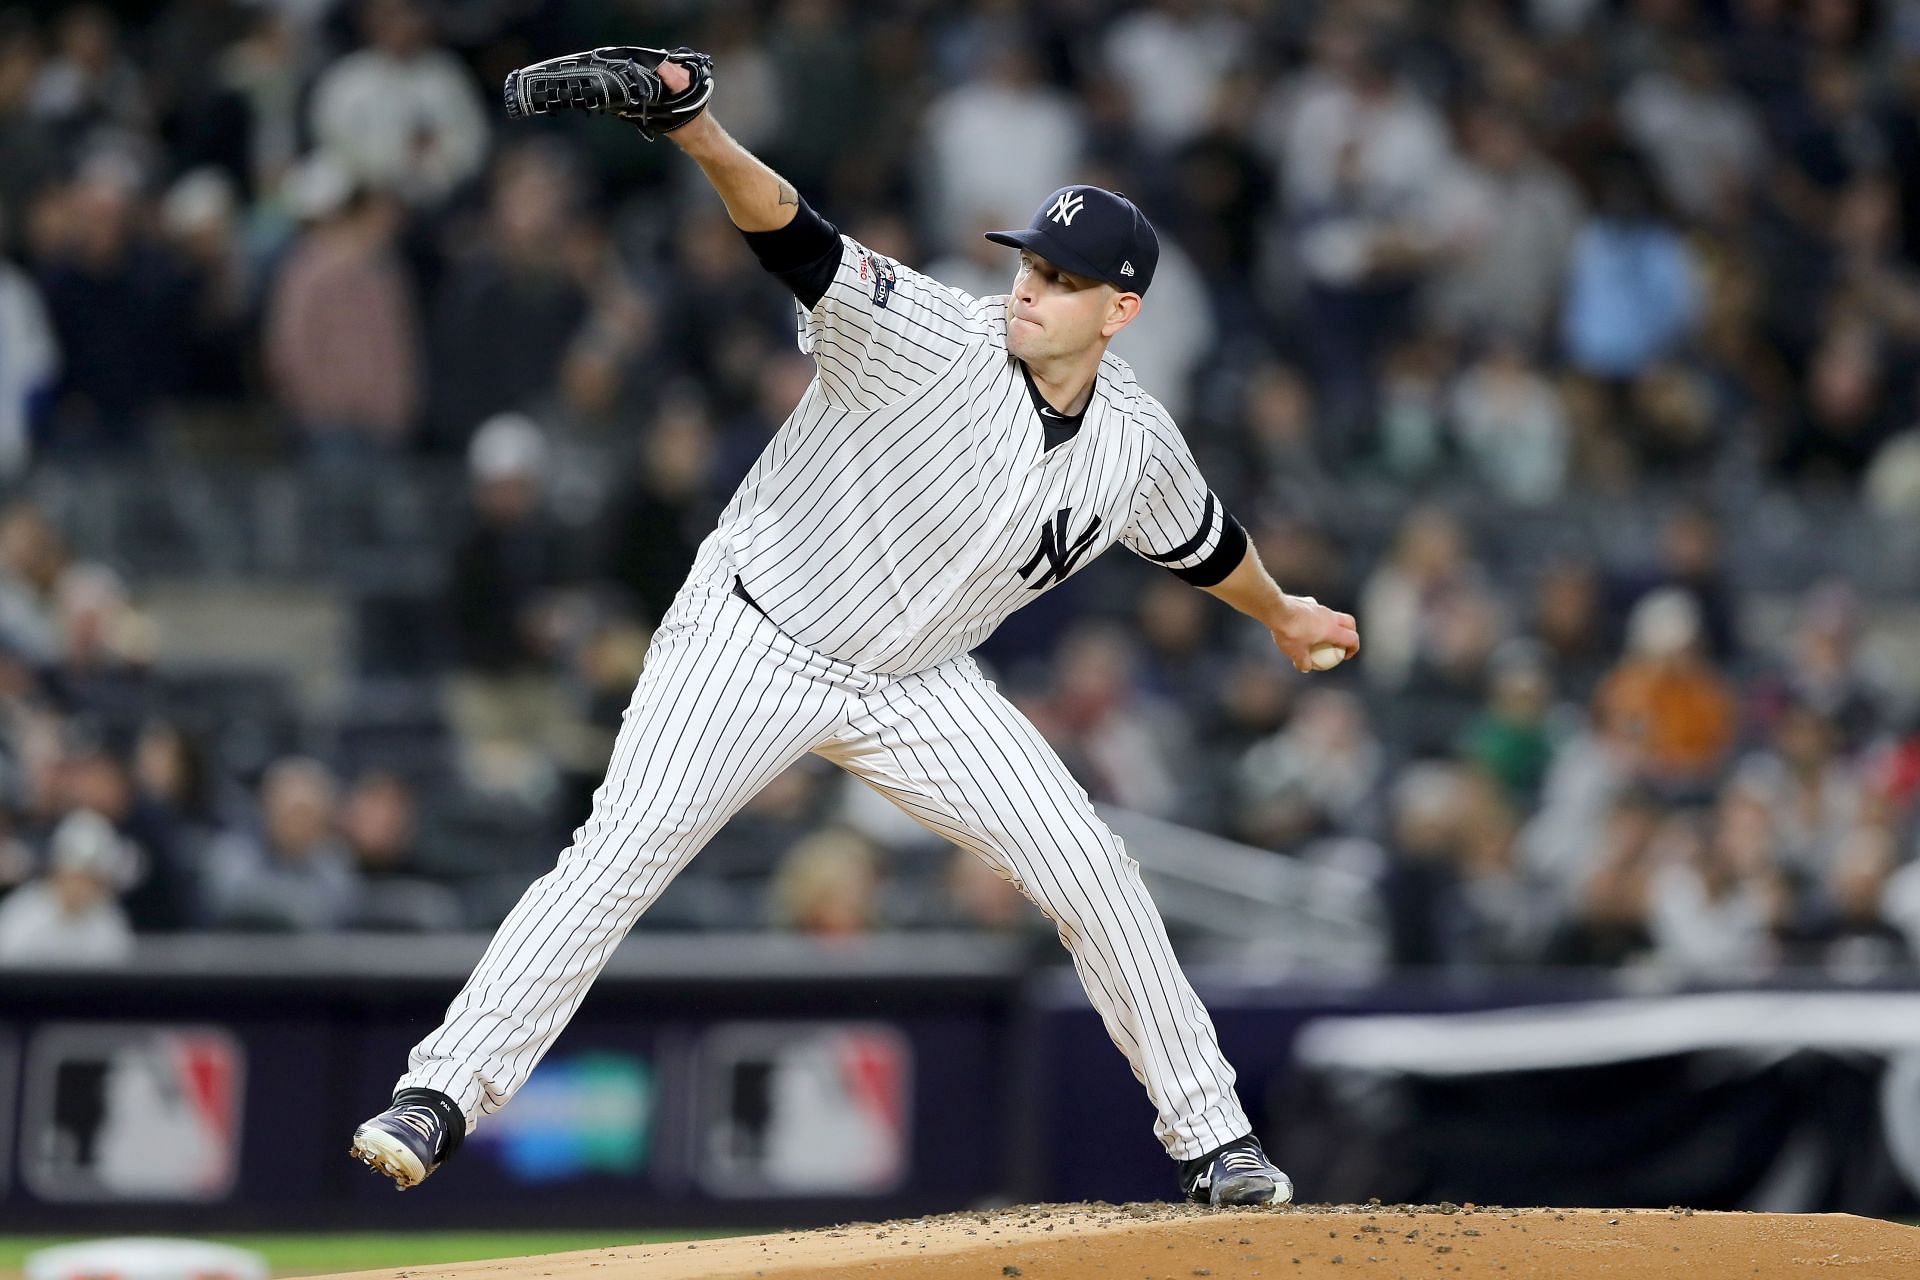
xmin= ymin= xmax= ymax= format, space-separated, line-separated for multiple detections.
xmin=304 ymin=1203 xmax=1920 ymax=1279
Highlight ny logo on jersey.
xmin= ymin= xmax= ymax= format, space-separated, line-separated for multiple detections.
xmin=1048 ymin=190 xmax=1086 ymax=226
xmin=1018 ymin=508 xmax=1103 ymax=589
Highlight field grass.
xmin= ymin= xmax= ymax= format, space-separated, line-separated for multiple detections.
xmin=0 ymin=1229 xmax=735 ymax=1277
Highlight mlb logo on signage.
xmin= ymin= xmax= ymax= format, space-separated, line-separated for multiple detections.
xmin=697 ymin=1022 xmax=911 ymax=1197
xmin=20 ymin=1025 xmax=243 ymax=1201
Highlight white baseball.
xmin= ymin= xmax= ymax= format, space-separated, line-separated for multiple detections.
xmin=1310 ymin=643 xmax=1347 ymax=671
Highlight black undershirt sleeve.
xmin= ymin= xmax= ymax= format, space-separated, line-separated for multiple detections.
xmin=1169 ymin=510 xmax=1250 ymax=588
xmin=738 ymin=198 xmax=843 ymax=310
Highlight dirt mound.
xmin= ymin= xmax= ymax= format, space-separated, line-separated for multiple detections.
xmin=303 ymin=1203 xmax=1920 ymax=1279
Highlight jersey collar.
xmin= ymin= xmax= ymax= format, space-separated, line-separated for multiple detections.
xmin=1018 ymin=360 xmax=1090 ymax=451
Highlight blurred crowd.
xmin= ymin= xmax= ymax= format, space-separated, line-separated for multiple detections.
xmin=2 ymin=0 xmax=1920 ymax=978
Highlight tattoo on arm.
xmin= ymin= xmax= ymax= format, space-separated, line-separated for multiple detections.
xmin=777 ymin=180 xmax=798 ymax=207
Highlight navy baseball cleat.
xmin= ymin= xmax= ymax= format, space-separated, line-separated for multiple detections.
xmin=1180 ymin=1135 xmax=1294 ymax=1207
xmin=349 ymin=1088 xmax=465 ymax=1189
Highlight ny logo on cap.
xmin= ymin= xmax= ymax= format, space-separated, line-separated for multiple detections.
xmin=1048 ymin=190 xmax=1086 ymax=226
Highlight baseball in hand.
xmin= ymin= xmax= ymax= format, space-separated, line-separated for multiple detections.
xmin=1310 ymin=643 xmax=1347 ymax=671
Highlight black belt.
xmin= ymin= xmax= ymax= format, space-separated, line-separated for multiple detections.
xmin=732 ymin=575 xmax=770 ymax=619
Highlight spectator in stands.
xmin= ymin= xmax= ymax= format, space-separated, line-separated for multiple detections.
xmin=1618 ymin=40 xmax=1766 ymax=224
xmin=215 ymin=10 xmax=306 ymax=200
xmin=1553 ymin=370 xmax=1638 ymax=494
xmin=0 ymin=16 xmax=61 ymax=235
xmin=338 ymin=768 xmax=416 ymax=872
xmin=1560 ymin=151 xmax=1700 ymax=379
xmin=1612 ymin=504 xmax=1741 ymax=663
xmin=340 ymin=769 xmax=462 ymax=930
xmin=769 ymin=826 xmax=881 ymax=939
xmin=556 ymin=612 xmax=651 ymax=816
xmin=1824 ymin=176 xmax=1920 ymax=349
xmin=1028 ymin=623 xmax=1186 ymax=818
xmin=1692 ymin=244 xmax=1791 ymax=452
xmin=1104 ymin=219 xmax=1215 ymax=420
xmin=0 ymin=205 xmax=58 ymax=480
xmin=29 ymin=4 xmax=149 ymax=139
xmin=665 ymin=205 xmax=789 ymax=405
xmin=1874 ymin=786 xmax=1920 ymax=959
xmin=1732 ymin=699 xmax=1862 ymax=887
xmin=264 ymin=156 xmax=420 ymax=453
xmin=1866 ymin=424 xmax=1920 ymax=516
xmin=1357 ymin=505 xmax=1490 ymax=692
xmin=1543 ymin=784 xmax=1664 ymax=967
xmin=922 ymin=212 xmax=1021 ymax=304
xmin=1233 ymin=361 xmax=1330 ymax=519
xmin=1424 ymin=102 xmax=1582 ymax=345
xmin=308 ymin=0 xmax=487 ymax=207
xmin=1526 ymin=559 xmax=1612 ymax=704
xmin=921 ymin=35 xmax=1085 ymax=253
xmin=26 ymin=720 xmax=189 ymax=933
xmin=1819 ymin=798 xmax=1907 ymax=966
xmin=690 ymin=6 xmax=780 ymax=155
xmin=0 ymin=810 xmax=33 ymax=897
xmin=760 ymin=0 xmax=867 ymax=199
xmin=0 ymin=807 xmax=133 ymax=965
xmin=599 ymin=393 xmax=719 ymax=627
xmin=1376 ymin=762 xmax=1469 ymax=966
xmin=443 ymin=413 xmax=575 ymax=802
xmin=0 ymin=502 xmax=66 ymax=666
xmin=30 ymin=158 xmax=192 ymax=454
xmin=1447 ymin=339 xmax=1570 ymax=506
xmin=1458 ymin=640 xmax=1559 ymax=806
xmin=143 ymin=0 xmax=254 ymax=188
xmin=1132 ymin=574 xmax=1221 ymax=713
xmin=1101 ymin=0 xmax=1249 ymax=155
xmin=1724 ymin=0 xmax=1803 ymax=107
xmin=1593 ymin=588 xmax=1738 ymax=796
xmin=1372 ymin=335 xmax=1451 ymax=481
xmin=1621 ymin=359 xmax=1723 ymax=481
xmin=203 ymin=755 xmax=361 ymax=931
xmin=1273 ymin=18 xmax=1450 ymax=225
xmin=554 ymin=233 xmax=659 ymax=442
xmin=1645 ymin=803 xmax=1785 ymax=976
xmin=1451 ymin=768 xmax=1547 ymax=964
xmin=1778 ymin=54 xmax=1882 ymax=204
xmin=1780 ymin=317 xmax=1898 ymax=485
xmin=1238 ymin=687 xmax=1384 ymax=847
xmin=1166 ymin=71 xmax=1273 ymax=329
xmin=51 ymin=562 xmax=157 ymax=736
xmin=1275 ymin=20 xmax=1452 ymax=431
xmin=132 ymin=719 xmax=223 ymax=849
xmin=428 ymin=142 xmax=592 ymax=452
xmin=157 ymin=168 xmax=252 ymax=411
xmin=1750 ymin=581 xmax=1881 ymax=748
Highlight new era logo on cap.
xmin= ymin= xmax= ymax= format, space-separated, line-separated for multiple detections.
xmin=986 ymin=186 xmax=1161 ymax=295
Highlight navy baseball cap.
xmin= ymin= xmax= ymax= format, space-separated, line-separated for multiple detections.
xmin=986 ymin=186 xmax=1159 ymax=295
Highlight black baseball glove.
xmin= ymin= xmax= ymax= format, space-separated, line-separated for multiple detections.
xmin=502 ymin=45 xmax=714 ymax=141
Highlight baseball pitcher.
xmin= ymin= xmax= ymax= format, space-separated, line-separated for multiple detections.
xmin=351 ymin=44 xmax=1359 ymax=1208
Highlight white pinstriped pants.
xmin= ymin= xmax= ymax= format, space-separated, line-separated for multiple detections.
xmin=399 ymin=576 xmax=1250 ymax=1160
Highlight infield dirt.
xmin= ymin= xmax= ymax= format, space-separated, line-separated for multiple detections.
xmin=302 ymin=1202 xmax=1920 ymax=1279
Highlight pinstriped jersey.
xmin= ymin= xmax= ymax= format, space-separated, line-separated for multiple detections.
xmin=711 ymin=234 xmax=1239 ymax=676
